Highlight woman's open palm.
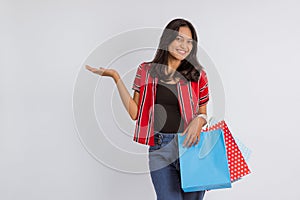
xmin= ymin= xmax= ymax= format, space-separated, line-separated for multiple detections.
xmin=85 ymin=65 xmax=116 ymax=77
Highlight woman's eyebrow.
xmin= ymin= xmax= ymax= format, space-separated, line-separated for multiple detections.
xmin=177 ymin=34 xmax=193 ymax=40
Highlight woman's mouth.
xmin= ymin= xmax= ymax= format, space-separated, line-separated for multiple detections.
xmin=176 ymin=49 xmax=187 ymax=55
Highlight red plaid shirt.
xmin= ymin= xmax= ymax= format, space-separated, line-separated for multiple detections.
xmin=132 ymin=62 xmax=209 ymax=146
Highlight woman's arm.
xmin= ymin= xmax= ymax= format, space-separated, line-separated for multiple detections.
xmin=113 ymin=73 xmax=140 ymax=120
xmin=181 ymin=70 xmax=210 ymax=147
xmin=85 ymin=65 xmax=139 ymax=121
xmin=181 ymin=104 xmax=208 ymax=147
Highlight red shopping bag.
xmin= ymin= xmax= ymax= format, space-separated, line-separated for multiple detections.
xmin=204 ymin=120 xmax=251 ymax=182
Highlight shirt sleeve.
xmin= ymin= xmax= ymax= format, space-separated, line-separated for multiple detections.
xmin=198 ymin=70 xmax=209 ymax=106
xmin=132 ymin=64 xmax=142 ymax=93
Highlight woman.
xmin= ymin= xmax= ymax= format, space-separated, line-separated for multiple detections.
xmin=86 ymin=18 xmax=209 ymax=200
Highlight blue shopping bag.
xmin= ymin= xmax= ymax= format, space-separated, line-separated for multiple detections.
xmin=178 ymin=129 xmax=232 ymax=192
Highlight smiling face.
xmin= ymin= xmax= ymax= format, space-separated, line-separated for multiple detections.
xmin=167 ymin=26 xmax=193 ymax=62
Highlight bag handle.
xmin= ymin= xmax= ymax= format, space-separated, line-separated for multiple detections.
xmin=202 ymin=116 xmax=218 ymax=131
xmin=198 ymin=129 xmax=222 ymax=159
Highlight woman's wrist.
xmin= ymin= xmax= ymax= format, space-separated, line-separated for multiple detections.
xmin=112 ymin=71 xmax=120 ymax=83
xmin=196 ymin=114 xmax=207 ymax=126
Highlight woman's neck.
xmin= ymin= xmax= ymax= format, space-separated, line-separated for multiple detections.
xmin=163 ymin=57 xmax=181 ymax=83
xmin=167 ymin=57 xmax=181 ymax=74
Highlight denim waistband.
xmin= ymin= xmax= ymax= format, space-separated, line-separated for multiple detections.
xmin=153 ymin=132 xmax=178 ymax=145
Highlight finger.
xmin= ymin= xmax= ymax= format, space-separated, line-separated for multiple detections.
xmin=183 ymin=132 xmax=191 ymax=147
xmin=89 ymin=67 xmax=104 ymax=75
xmin=85 ymin=65 xmax=93 ymax=70
xmin=189 ymin=135 xmax=198 ymax=147
xmin=185 ymin=133 xmax=195 ymax=147
xmin=181 ymin=129 xmax=187 ymax=136
xmin=195 ymin=136 xmax=200 ymax=146
xmin=195 ymin=132 xmax=201 ymax=145
xmin=181 ymin=127 xmax=189 ymax=136
xmin=196 ymin=136 xmax=201 ymax=145
xmin=86 ymin=65 xmax=98 ymax=73
xmin=189 ymin=133 xmax=199 ymax=147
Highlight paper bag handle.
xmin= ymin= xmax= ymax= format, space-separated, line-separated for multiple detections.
xmin=198 ymin=129 xmax=222 ymax=159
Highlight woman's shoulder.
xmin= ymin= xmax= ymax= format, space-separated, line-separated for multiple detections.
xmin=139 ymin=61 xmax=153 ymax=71
xmin=188 ymin=68 xmax=207 ymax=83
xmin=198 ymin=69 xmax=209 ymax=84
xmin=200 ymin=69 xmax=207 ymax=77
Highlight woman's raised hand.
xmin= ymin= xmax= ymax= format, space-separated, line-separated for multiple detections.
xmin=85 ymin=65 xmax=117 ymax=78
xmin=85 ymin=64 xmax=138 ymax=120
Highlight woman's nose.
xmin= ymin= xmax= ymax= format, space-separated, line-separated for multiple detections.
xmin=180 ymin=41 xmax=188 ymax=50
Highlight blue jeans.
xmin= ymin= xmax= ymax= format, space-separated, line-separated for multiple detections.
xmin=148 ymin=132 xmax=205 ymax=200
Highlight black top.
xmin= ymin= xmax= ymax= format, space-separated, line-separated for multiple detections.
xmin=154 ymin=80 xmax=185 ymax=133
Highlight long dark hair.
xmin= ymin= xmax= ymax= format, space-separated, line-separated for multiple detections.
xmin=148 ymin=18 xmax=203 ymax=83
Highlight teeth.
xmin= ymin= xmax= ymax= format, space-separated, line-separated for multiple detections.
xmin=177 ymin=49 xmax=186 ymax=54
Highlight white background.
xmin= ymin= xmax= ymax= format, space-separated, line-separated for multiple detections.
xmin=1 ymin=0 xmax=300 ymax=199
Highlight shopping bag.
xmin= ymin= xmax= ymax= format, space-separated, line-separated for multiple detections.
xmin=178 ymin=129 xmax=232 ymax=192
xmin=204 ymin=120 xmax=251 ymax=182
xmin=232 ymin=135 xmax=252 ymax=162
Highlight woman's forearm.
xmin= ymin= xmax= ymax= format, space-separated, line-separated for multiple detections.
xmin=112 ymin=73 xmax=138 ymax=120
